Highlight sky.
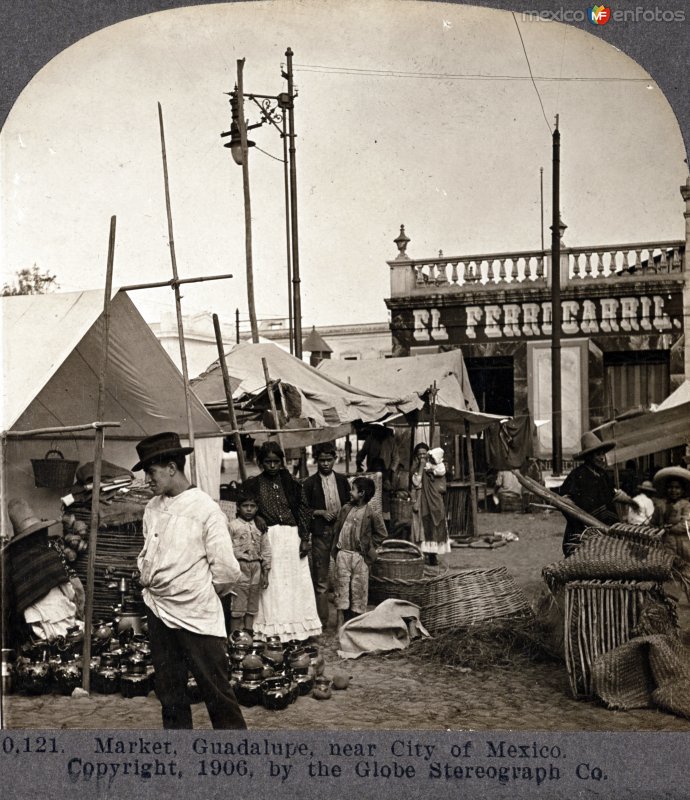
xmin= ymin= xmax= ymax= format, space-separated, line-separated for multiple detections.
xmin=1 ymin=0 xmax=687 ymax=332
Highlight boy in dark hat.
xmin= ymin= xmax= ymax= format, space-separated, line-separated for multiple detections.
xmin=225 ymin=484 xmax=272 ymax=633
xmin=133 ymin=431 xmax=245 ymax=729
xmin=557 ymin=431 xmax=639 ymax=557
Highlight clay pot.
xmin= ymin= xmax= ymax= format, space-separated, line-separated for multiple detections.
xmin=263 ymin=640 xmax=286 ymax=669
xmin=92 ymin=664 xmax=120 ymax=695
xmin=312 ymin=677 xmax=332 ymax=700
xmin=332 ymin=673 xmax=351 ymax=690
xmin=17 ymin=659 xmax=51 ymax=695
xmin=294 ymin=672 xmax=315 ymax=696
xmin=304 ymin=645 xmax=325 ymax=677
xmin=287 ymin=648 xmax=310 ymax=672
xmin=230 ymin=629 xmax=253 ymax=649
xmin=260 ymin=676 xmax=292 ymax=710
xmin=54 ymin=660 xmax=82 ymax=696
xmin=120 ymin=667 xmax=150 ymax=698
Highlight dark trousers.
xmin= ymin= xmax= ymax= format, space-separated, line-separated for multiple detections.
xmin=146 ymin=605 xmax=246 ymax=730
xmin=311 ymin=532 xmax=334 ymax=626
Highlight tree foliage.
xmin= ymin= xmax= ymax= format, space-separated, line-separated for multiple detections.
xmin=1 ymin=265 xmax=59 ymax=296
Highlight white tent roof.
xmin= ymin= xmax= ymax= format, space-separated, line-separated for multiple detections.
xmin=318 ymin=350 xmax=503 ymax=432
xmin=2 ymin=290 xmax=222 ymax=437
xmin=656 ymin=380 xmax=690 ymax=411
xmin=193 ymin=341 xmax=414 ymax=428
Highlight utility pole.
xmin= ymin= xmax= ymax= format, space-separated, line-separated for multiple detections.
xmin=236 ymin=59 xmax=259 ymax=343
xmin=284 ymin=47 xmax=302 ymax=359
xmin=550 ymin=118 xmax=562 ymax=476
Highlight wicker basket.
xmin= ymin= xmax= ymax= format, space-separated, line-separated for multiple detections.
xmin=390 ymin=494 xmax=413 ymax=525
xmin=371 ymin=539 xmax=424 ymax=581
xmin=563 ymin=580 xmax=677 ymax=700
xmin=31 ymin=449 xmax=79 ymax=489
xmin=369 ymin=566 xmax=532 ymax=633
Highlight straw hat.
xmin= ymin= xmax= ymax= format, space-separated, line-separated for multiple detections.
xmin=5 ymin=498 xmax=59 ymax=548
xmin=132 ymin=431 xmax=194 ymax=471
xmin=652 ymin=466 xmax=690 ymax=495
xmin=636 ymin=480 xmax=657 ymax=495
xmin=574 ymin=431 xmax=616 ymax=460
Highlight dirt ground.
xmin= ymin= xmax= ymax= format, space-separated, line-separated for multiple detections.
xmin=4 ymin=507 xmax=690 ymax=731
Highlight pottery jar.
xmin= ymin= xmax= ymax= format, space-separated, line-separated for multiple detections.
xmin=260 ymin=676 xmax=291 ymax=711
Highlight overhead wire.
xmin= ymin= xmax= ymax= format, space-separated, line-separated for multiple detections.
xmin=511 ymin=12 xmax=552 ymax=134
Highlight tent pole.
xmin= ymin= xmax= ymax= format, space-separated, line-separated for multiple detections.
xmin=82 ymin=215 xmax=116 ymax=692
xmin=5 ymin=422 xmax=121 ymax=439
xmin=261 ymin=358 xmax=285 ymax=454
xmin=428 ymin=381 xmax=438 ymax=447
xmin=213 ymin=314 xmax=247 ymax=482
xmin=465 ymin=419 xmax=479 ymax=539
xmin=158 ymin=102 xmax=197 ymax=484
xmin=120 ymin=273 xmax=233 ymax=292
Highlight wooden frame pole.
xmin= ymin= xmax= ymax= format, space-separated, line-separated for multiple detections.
xmin=212 ymin=314 xmax=247 ymax=481
xmin=465 ymin=419 xmax=479 ymax=539
xmin=158 ymin=102 xmax=197 ymax=483
xmin=82 ymin=215 xmax=116 ymax=691
xmin=261 ymin=358 xmax=285 ymax=453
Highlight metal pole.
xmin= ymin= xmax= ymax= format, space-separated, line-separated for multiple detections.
xmin=213 ymin=314 xmax=247 ymax=481
xmin=237 ymin=61 xmax=259 ymax=343
xmin=261 ymin=358 xmax=285 ymax=453
xmin=82 ymin=215 xmax=116 ymax=692
xmin=284 ymin=47 xmax=302 ymax=359
xmin=282 ymin=115 xmax=294 ymax=354
xmin=428 ymin=381 xmax=438 ymax=447
xmin=551 ymin=118 xmax=563 ymax=476
xmin=158 ymin=102 xmax=197 ymax=483
xmin=235 ymin=308 xmax=240 ymax=344
xmin=540 ymin=166 xmax=544 ymax=251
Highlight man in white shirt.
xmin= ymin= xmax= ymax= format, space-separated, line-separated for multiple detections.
xmin=134 ymin=432 xmax=245 ymax=729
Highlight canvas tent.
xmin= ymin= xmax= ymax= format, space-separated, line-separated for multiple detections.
xmin=1 ymin=289 xmax=224 ymax=529
xmin=595 ymin=381 xmax=690 ymax=464
xmin=318 ymin=349 xmax=503 ymax=433
xmin=192 ymin=341 xmax=431 ymax=447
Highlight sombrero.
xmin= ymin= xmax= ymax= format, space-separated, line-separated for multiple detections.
xmin=4 ymin=498 xmax=60 ymax=549
xmin=573 ymin=431 xmax=616 ymax=460
xmin=652 ymin=466 xmax=690 ymax=495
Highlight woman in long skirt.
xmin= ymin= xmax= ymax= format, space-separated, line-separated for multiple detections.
xmin=409 ymin=443 xmax=451 ymax=565
xmin=243 ymin=442 xmax=321 ymax=642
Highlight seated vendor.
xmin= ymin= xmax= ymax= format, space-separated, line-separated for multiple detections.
xmin=3 ymin=498 xmax=83 ymax=647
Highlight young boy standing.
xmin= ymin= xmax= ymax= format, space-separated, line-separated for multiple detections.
xmin=330 ymin=476 xmax=387 ymax=628
xmin=227 ymin=487 xmax=272 ymax=633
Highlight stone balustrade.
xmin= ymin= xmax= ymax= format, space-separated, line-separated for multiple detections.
xmin=567 ymin=241 xmax=684 ymax=280
xmin=391 ymin=240 xmax=685 ymax=296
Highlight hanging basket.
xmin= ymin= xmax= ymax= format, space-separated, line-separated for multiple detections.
xmin=31 ymin=450 xmax=79 ymax=489
xmin=371 ymin=539 xmax=424 ymax=581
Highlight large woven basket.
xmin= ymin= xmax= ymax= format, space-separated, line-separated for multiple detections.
xmin=371 ymin=539 xmax=424 ymax=581
xmin=563 ymin=580 xmax=677 ymax=700
xmin=31 ymin=449 xmax=79 ymax=489
xmin=390 ymin=493 xmax=413 ymax=525
xmin=369 ymin=566 xmax=532 ymax=634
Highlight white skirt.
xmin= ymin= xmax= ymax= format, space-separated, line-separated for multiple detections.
xmin=254 ymin=525 xmax=322 ymax=642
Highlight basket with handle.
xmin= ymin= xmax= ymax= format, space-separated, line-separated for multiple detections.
xmin=371 ymin=539 xmax=424 ymax=581
xmin=31 ymin=449 xmax=79 ymax=489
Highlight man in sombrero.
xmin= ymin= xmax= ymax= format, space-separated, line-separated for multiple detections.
xmin=557 ymin=431 xmax=639 ymax=557
xmin=133 ymin=431 xmax=245 ymax=729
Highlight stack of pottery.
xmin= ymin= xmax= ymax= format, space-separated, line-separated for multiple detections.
xmin=287 ymin=647 xmax=314 ymax=696
xmin=16 ymin=642 xmax=51 ymax=695
xmin=91 ymin=651 xmax=121 ymax=695
xmin=53 ymin=655 xmax=82 ymax=696
xmin=262 ymin=636 xmax=286 ymax=670
xmin=304 ymin=645 xmax=325 ymax=678
xmin=120 ymin=659 xmax=150 ymax=698
xmin=235 ymin=653 xmax=264 ymax=707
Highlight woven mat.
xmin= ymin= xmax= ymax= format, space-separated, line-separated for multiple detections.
xmin=543 ymin=528 xmax=677 ymax=590
xmin=592 ymin=634 xmax=690 ymax=718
